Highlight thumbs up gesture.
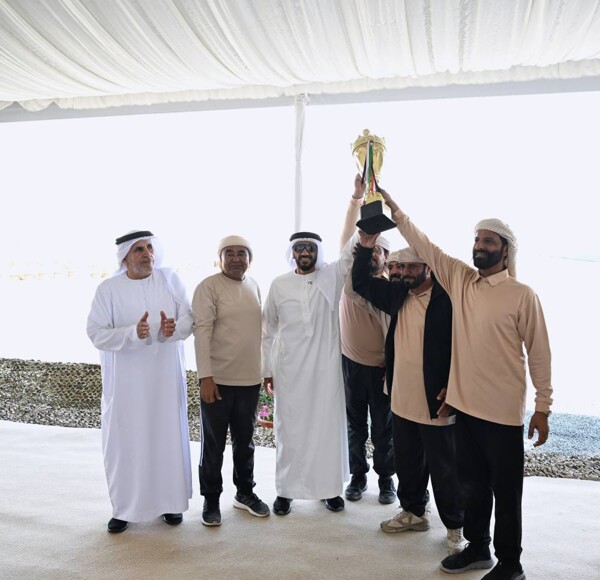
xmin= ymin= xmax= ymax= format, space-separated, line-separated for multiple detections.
xmin=160 ymin=310 xmax=176 ymax=337
xmin=137 ymin=311 xmax=150 ymax=339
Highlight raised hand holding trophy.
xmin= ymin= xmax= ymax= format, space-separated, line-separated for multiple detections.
xmin=351 ymin=129 xmax=396 ymax=234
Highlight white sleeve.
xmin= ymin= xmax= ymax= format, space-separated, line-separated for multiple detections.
xmin=86 ymin=284 xmax=150 ymax=351
xmin=261 ymin=284 xmax=278 ymax=377
xmin=158 ymin=271 xmax=193 ymax=343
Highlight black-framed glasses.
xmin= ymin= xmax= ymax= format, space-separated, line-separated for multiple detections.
xmin=293 ymin=242 xmax=318 ymax=253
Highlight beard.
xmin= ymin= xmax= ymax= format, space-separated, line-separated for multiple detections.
xmin=389 ymin=273 xmax=403 ymax=283
xmin=473 ymin=248 xmax=504 ymax=270
xmin=401 ymin=269 xmax=427 ymax=289
xmin=295 ymin=255 xmax=317 ymax=272
xmin=370 ymin=259 xmax=385 ymax=276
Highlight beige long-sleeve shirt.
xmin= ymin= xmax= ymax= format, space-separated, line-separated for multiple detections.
xmin=339 ymin=196 xmax=388 ymax=366
xmin=192 ymin=272 xmax=262 ymax=386
xmin=340 ymin=287 xmax=387 ymax=367
xmin=393 ymin=209 xmax=553 ymax=426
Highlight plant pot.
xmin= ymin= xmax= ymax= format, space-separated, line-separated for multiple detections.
xmin=257 ymin=416 xmax=273 ymax=429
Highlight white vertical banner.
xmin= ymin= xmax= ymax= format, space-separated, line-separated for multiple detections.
xmin=294 ymin=93 xmax=310 ymax=231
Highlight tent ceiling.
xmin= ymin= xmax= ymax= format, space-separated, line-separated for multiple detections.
xmin=1 ymin=0 xmax=600 ymax=118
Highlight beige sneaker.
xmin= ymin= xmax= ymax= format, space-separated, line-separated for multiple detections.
xmin=380 ymin=509 xmax=430 ymax=533
xmin=446 ymin=527 xmax=467 ymax=555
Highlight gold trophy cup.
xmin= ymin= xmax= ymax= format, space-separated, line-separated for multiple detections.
xmin=351 ymin=129 xmax=396 ymax=234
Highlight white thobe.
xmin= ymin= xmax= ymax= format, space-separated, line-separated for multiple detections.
xmin=87 ymin=270 xmax=193 ymax=522
xmin=262 ymin=235 xmax=358 ymax=499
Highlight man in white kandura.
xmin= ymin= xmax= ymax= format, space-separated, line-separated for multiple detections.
xmin=87 ymin=230 xmax=193 ymax=533
xmin=262 ymin=193 xmax=360 ymax=516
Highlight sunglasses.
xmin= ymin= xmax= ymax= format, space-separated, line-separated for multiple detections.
xmin=293 ymin=242 xmax=318 ymax=253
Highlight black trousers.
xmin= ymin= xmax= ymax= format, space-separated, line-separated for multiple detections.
xmin=342 ymin=355 xmax=394 ymax=478
xmin=455 ymin=411 xmax=524 ymax=561
xmin=393 ymin=414 xmax=464 ymax=530
xmin=199 ymin=384 xmax=261 ymax=499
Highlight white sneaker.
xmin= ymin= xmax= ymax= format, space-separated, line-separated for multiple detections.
xmin=446 ymin=527 xmax=467 ymax=555
xmin=380 ymin=509 xmax=430 ymax=533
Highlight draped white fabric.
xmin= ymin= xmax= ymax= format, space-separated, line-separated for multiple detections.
xmin=1 ymin=0 xmax=600 ymax=112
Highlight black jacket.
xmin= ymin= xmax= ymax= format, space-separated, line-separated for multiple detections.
xmin=352 ymin=245 xmax=452 ymax=419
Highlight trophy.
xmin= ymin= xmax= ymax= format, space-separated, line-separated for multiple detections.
xmin=351 ymin=129 xmax=396 ymax=234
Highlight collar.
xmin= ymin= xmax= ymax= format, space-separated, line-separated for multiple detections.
xmin=474 ymin=269 xmax=510 ymax=287
xmin=409 ymin=285 xmax=433 ymax=298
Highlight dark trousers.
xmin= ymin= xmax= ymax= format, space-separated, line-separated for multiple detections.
xmin=393 ymin=413 xmax=464 ymax=530
xmin=455 ymin=411 xmax=524 ymax=562
xmin=342 ymin=355 xmax=394 ymax=478
xmin=199 ymin=384 xmax=261 ymax=499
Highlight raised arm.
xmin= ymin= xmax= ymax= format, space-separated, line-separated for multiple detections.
xmin=352 ymin=231 xmax=405 ymax=315
xmin=378 ymin=188 xmax=467 ymax=295
xmin=339 ymin=173 xmax=365 ymax=251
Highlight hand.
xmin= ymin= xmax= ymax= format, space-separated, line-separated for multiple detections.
xmin=353 ymin=173 xmax=365 ymax=199
xmin=358 ymin=229 xmax=380 ymax=249
xmin=377 ymin=187 xmax=399 ymax=213
xmin=160 ymin=310 xmax=176 ymax=337
xmin=136 ymin=311 xmax=150 ymax=339
xmin=436 ymin=388 xmax=455 ymax=418
xmin=200 ymin=377 xmax=221 ymax=404
xmin=264 ymin=377 xmax=274 ymax=397
xmin=528 ymin=411 xmax=550 ymax=447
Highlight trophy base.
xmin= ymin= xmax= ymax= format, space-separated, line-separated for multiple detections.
xmin=356 ymin=200 xmax=397 ymax=235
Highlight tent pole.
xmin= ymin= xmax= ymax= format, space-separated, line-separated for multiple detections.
xmin=294 ymin=93 xmax=310 ymax=231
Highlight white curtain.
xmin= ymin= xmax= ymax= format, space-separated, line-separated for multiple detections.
xmin=1 ymin=0 xmax=600 ymax=112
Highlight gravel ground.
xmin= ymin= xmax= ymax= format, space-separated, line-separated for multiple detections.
xmin=1 ymin=358 xmax=598 ymax=481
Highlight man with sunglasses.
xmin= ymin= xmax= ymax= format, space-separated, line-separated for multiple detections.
xmin=262 ymin=188 xmax=360 ymax=516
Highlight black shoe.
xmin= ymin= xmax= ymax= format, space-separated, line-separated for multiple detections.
xmin=202 ymin=498 xmax=221 ymax=527
xmin=440 ymin=543 xmax=494 ymax=574
xmin=273 ymin=496 xmax=292 ymax=516
xmin=345 ymin=474 xmax=368 ymax=501
xmin=378 ymin=476 xmax=396 ymax=505
xmin=233 ymin=492 xmax=270 ymax=517
xmin=325 ymin=496 xmax=345 ymax=512
xmin=162 ymin=513 xmax=183 ymax=525
xmin=481 ymin=561 xmax=526 ymax=580
xmin=107 ymin=518 xmax=128 ymax=533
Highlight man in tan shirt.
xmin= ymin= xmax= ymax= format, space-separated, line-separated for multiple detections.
xmin=353 ymin=244 xmax=465 ymax=556
xmin=339 ymin=174 xmax=395 ymax=504
xmin=375 ymin=190 xmax=552 ymax=580
xmin=192 ymin=235 xmax=270 ymax=526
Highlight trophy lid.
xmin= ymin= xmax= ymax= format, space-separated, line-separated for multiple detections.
xmin=351 ymin=129 xmax=386 ymax=156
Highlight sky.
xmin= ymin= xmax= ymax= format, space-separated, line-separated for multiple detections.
xmin=1 ymin=90 xmax=598 ymax=415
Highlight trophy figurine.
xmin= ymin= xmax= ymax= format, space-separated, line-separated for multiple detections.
xmin=351 ymin=129 xmax=396 ymax=235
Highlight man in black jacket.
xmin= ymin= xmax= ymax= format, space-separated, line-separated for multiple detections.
xmin=353 ymin=235 xmax=465 ymax=556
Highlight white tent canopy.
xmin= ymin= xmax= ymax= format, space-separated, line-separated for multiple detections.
xmin=2 ymin=0 xmax=600 ymax=115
